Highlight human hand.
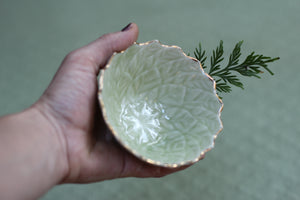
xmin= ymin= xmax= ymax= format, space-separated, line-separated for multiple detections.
xmin=34 ymin=23 xmax=189 ymax=183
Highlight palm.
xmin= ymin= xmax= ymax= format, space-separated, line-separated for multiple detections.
xmin=41 ymin=55 xmax=111 ymax=182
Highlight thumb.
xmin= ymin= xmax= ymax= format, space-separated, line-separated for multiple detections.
xmin=38 ymin=23 xmax=139 ymax=122
xmin=62 ymin=23 xmax=139 ymax=74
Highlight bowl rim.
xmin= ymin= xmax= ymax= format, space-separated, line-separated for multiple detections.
xmin=98 ymin=40 xmax=224 ymax=168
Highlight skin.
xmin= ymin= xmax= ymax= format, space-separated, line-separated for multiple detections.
xmin=0 ymin=23 xmax=193 ymax=200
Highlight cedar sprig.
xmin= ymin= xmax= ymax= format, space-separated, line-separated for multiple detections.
xmin=193 ymin=40 xmax=280 ymax=94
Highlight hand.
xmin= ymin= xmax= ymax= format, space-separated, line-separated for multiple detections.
xmin=34 ymin=23 xmax=187 ymax=183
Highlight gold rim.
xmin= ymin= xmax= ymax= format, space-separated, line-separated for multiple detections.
xmin=98 ymin=40 xmax=223 ymax=168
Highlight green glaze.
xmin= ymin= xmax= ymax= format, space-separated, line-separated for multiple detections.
xmin=99 ymin=41 xmax=223 ymax=165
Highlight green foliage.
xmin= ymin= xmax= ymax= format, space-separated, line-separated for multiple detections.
xmin=193 ymin=41 xmax=280 ymax=95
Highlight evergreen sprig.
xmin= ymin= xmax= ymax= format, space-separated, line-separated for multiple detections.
xmin=193 ymin=40 xmax=280 ymax=95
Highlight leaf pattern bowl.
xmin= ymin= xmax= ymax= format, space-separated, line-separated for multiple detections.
xmin=98 ymin=40 xmax=223 ymax=168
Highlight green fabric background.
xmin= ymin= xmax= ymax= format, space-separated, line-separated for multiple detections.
xmin=0 ymin=0 xmax=299 ymax=199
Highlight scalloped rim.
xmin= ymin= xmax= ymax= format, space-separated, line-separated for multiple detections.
xmin=98 ymin=40 xmax=224 ymax=168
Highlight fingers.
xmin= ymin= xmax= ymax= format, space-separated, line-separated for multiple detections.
xmin=119 ymin=152 xmax=192 ymax=178
xmin=62 ymin=23 xmax=139 ymax=74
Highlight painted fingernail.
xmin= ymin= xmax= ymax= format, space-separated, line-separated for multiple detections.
xmin=121 ymin=23 xmax=132 ymax=32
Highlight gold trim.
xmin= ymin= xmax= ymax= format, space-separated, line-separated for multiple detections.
xmin=98 ymin=40 xmax=223 ymax=168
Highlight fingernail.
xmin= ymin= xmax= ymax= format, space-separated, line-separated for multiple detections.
xmin=121 ymin=23 xmax=132 ymax=32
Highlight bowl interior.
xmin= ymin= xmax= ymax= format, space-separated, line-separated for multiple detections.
xmin=99 ymin=41 xmax=223 ymax=166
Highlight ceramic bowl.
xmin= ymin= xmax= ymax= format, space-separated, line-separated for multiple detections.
xmin=98 ymin=40 xmax=223 ymax=168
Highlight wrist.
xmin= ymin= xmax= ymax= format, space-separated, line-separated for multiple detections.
xmin=27 ymin=103 xmax=69 ymax=184
xmin=0 ymin=104 xmax=69 ymax=199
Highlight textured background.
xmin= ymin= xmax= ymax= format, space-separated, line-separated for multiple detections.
xmin=0 ymin=0 xmax=299 ymax=199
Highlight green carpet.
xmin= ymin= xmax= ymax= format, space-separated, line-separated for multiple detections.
xmin=0 ymin=0 xmax=299 ymax=199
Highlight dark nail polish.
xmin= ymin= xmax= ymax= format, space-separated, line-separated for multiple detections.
xmin=121 ymin=23 xmax=132 ymax=32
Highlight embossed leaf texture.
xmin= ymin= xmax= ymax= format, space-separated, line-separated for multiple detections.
xmin=99 ymin=41 xmax=223 ymax=167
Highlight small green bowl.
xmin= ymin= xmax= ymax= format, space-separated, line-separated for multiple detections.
xmin=98 ymin=40 xmax=223 ymax=168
